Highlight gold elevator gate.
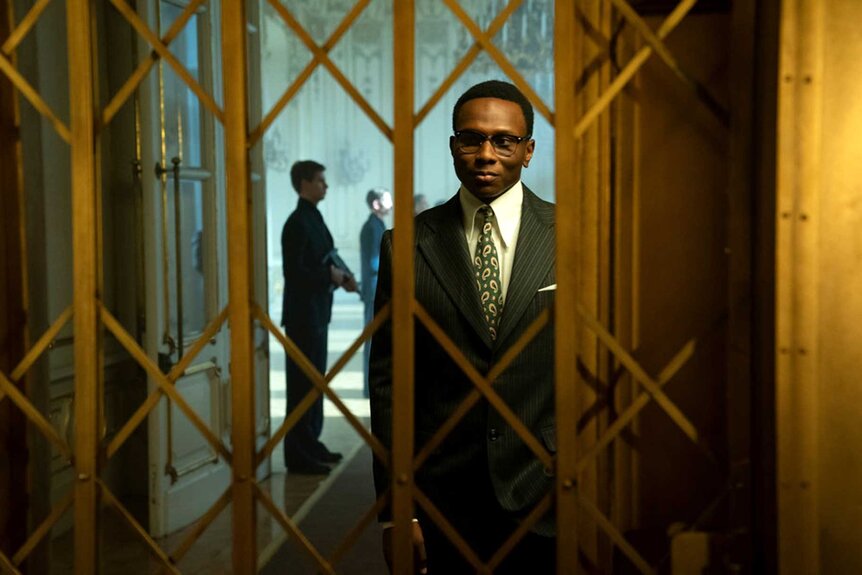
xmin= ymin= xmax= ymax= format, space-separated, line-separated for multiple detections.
xmin=0 ymin=0 xmax=743 ymax=573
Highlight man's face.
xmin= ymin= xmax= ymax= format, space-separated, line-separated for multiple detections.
xmin=299 ymin=171 xmax=327 ymax=204
xmin=373 ymin=191 xmax=393 ymax=216
xmin=450 ymin=97 xmax=534 ymax=202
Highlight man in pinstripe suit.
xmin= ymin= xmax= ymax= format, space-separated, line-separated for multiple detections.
xmin=370 ymin=80 xmax=557 ymax=574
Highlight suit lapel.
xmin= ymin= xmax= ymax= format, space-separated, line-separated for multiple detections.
xmin=496 ymin=188 xmax=555 ymax=347
xmin=417 ymin=197 xmax=493 ymax=348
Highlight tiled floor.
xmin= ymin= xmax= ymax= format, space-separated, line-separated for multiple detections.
xmin=49 ymin=300 xmax=371 ymax=573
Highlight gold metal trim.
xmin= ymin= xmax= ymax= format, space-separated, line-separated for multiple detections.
xmin=390 ymin=3 xmax=416 ymax=571
xmin=488 ymin=492 xmax=554 ymax=571
xmin=170 ymin=155 xmax=184 ymax=359
xmin=442 ymin=0 xmax=552 ymax=123
xmin=250 ymin=0 xmax=383 ymax=148
xmin=577 ymin=304 xmax=700 ymax=444
xmin=580 ymin=495 xmax=655 ymax=575
xmin=11 ymin=488 xmax=74 ymax=565
xmin=11 ymin=306 xmax=72 ymax=380
xmin=328 ymin=492 xmax=389 ymax=567
xmin=412 ymin=304 xmax=553 ymax=469
xmin=574 ymin=0 xmax=698 ymax=139
xmin=170 ymin=485 xmax=232 ymax=563
xmin=253 ymin=304 xmax=388 ymax=468
xmin=157 ymin=38 xmax=172 ymax=357
xmin=576 ymin=338 xmax=697 ymax=474
xmin=98 ymin=479 xmax=180 ymax=574
xmin=0 ymin=371 xmax=71 ymax=459
xmin=108 ymin=0 xmax=224 ymax=122
xmin=606 ymin=0 xmax=728 ymax=126
xmin=101 ymin=0 xmax=208 ymax=126
xmin=414 ymin=487 xmax=483 ymax=571
xmin=0 ymin=552 xmax=20 ymax=574
xmin=0 ymin=53 xmax=70 ymax=142
xmin=254 ymin=483 xmax=333 ymax=574
xmin=1 ymin=0 xmax=50 ymax=54
xmin=414 ymin=0 xmax=524 ymax=126
xmin=101 ymin=304 xmax=232 ymax=463
xmin=105 ymin=306 xmax=228 ymax=460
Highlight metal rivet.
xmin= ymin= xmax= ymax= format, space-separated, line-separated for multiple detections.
xmin=563 ymin=479 xmax=575 ymax=490
xmin=799 ymin=213 xmax=808 ymax=221
xmin=78 ymin=473 xmax=90 ymax=481
xmin=397 ymin=474 xmax=408 ymax=485
xmin=804 ymin=75 xmax=812 ymax=84
xmin=779 ymin=347 xmax=790 ymax=354
xmin=784 ymin=74 xmax=793 ymax=82
xmin=798 ymin=348 xmax=807 ymax=355
xmin=781 ymin=212 xmax=791 ymax=219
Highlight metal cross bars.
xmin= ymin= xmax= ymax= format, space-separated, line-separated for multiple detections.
xmin=0 ymin=308 xmax=73 ymax=574
xmin=0 ymin=0 xmax=730 ymax=572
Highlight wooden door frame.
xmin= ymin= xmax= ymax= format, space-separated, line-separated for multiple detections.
xmin=748 ymin=1 xmax=780 ymax=573
xmin=0 ymin=0 xmax=27 ymax=558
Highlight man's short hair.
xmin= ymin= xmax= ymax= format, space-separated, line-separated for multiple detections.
xmin=290 ymin=160 xmax=325 ymax=193
xmin=452 ymin=80 xmax=534 ymax=136
xmin=366 ymin=188 xmax=387 ymax=208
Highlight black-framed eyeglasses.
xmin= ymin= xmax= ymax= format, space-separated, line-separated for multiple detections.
xmin=453 ymin=130 xmax=531 ymax=157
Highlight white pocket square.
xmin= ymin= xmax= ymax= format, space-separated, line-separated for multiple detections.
xmin=538 ymin=284 xmax=556 ymax=292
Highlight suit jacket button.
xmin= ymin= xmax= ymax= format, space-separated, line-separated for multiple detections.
xmin=488 ymin=428 xmax=499 ymax=441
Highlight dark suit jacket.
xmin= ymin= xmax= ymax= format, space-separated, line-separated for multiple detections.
xmin=281 ymin=197 xmax=334 ymax=328
xmin=369 ymin=186 xmax=556 ymax=535
xmin=359 ymin=213 xmax=385 ymax=305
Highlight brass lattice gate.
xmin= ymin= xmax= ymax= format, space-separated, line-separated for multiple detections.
xmin=0 ymin=0 xmax=747 ymax=573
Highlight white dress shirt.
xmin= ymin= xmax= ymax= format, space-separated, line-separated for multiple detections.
xmin=459 ymin=181 xmax=523 ymax=305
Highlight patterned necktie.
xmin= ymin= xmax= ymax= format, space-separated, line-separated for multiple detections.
xmin=473 ymin=206 xmax=503 ymax=340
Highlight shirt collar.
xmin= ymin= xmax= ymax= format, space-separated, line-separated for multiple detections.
xmin=459 ymin=181 xmax=523 ymax=248
xmin=298 ymin=196 xmax=318 ymax=211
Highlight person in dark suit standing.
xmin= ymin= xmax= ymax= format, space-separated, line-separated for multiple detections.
xmin=370 ymin=80 xmax=557 ymax=573
xmin=282 ymin=160 xmax=358 ymax=475
xmin=359 ymin=188 xmax=392 ymax=398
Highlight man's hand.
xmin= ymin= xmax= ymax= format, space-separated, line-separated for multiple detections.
xmin=382 ymin=520 xmax=427 ymax=574
xmin=341 ymin=273 xmax=358 ymax=293
xmin=330 ymin=265 xmax=358 ymax=292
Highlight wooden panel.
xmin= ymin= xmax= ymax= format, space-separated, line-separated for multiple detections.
xmin=634 ymin=13 xmax=730 ymax=535
xmin=775 ymin=1 xmax=822 ymax=573
xmin=612 ymin=23 xmax=639 ymax=538
xmin=630 ymin=0 xmax=730 ymax=14
xmin=0 ymin=0 xmax=27 ymax=557
xmin=725 ymin=0 xmax=757 ymax=551
xmin=816 ymin=0 xmax=862 ymax=571
xmin=575 ymin=0 xmax=612 ymax=566
xmin=750 ymin=2 xmax=781 ymax=573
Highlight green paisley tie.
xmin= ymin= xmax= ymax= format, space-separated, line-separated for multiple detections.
xmin=473 ymin=206 xmax=503 ymax=340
